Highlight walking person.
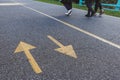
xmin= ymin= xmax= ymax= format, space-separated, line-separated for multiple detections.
xmin=94 ymin=0 xmax=104 ymax=16
xmin=85 ymin=0 xmax=95 ymax=17
xmin=60 ymin=0 xmax=72 ymax=16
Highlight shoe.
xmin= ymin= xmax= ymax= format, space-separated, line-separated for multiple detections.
xmin=65 ymin=9 xmax=72 ymax=16
xmin=91 ymin=11 xmax=95 ymax=17
xmin=94 ymin=13 xmax=97 ymax=16
xmin=92 ymin=12 xmax=97 ymax=16
xmin=85 ymin=14 xmax=91 ymax=17
xmin=99 ymin=9 xmax=104 ymax=15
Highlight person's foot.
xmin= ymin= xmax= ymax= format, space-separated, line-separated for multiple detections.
xmin=99 ymin=9 xmax=104 ymax=15
xmin=65 ymin=9 xmax=72 ymax=16
xmin=91 ymin=11 xmax=95 ymax=16
xmin=85 ymin=14 xmax=91 ymax=17
xmin=93 ymin=12 xmax=97 ymax=16
xmin=94 ymin=13 xmax=97 ymax=16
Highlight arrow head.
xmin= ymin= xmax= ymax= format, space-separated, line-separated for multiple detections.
xmin=55 ymin=45 xmax=77 ymax=59
xmin=14 ymin=41 xmax=36 ymax=53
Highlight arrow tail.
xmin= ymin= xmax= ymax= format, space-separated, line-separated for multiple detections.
xmin=47 ymin=35 xmax=64 ymax=47
xmin=24 ymin=50 xmax=42 ymax=73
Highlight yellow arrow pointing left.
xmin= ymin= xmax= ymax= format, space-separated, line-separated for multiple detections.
xmin=14 ymin=41 xmax=42 ymax=74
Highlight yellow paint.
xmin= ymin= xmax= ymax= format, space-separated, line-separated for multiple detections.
xmin=14 ymin=41 xmax=42 ymax=74
xmin=48 ymin=35 xmax=77 ymax=59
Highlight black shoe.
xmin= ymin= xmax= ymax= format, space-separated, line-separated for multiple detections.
xmin=65 ymin=9 xmax=72 ymax=16
xmin=91 ymin=11 xmax=95 ymax=17
xmin=99 ymin=9 xmax=104 ymax=15
xmin=85 ymin=14 xmax=91 ymax=17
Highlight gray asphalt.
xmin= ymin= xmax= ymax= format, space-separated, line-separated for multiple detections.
xmin=0 ymin=0 xmax=120 ymax=80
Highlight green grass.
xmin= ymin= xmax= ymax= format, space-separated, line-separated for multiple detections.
xmin=36 ymin=0 xmax=120 ymax=17
xmin=36 ymin=0 xmax=61 ymax=5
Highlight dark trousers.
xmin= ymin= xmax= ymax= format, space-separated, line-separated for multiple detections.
xmin=95 ymin=0 xmax=102 ymax=12
xmin=61 ymin=0 xmax=72 ymax=10
xmin=86 ymin=3 xmax=94 ymax=15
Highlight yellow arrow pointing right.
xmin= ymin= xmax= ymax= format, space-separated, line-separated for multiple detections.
xmin=48 ymin=35 xmax=77 ymax=59
xmin=55 ymin=45 xmax=77 ymax=58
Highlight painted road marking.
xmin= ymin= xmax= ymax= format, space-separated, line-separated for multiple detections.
xmin=48 ymin=35 xmax=77 ymax=58
xmin=22 ymin=5 xmax=120 ymax=50
xmin=14 ymin=41 xmax=42 ymax=74
xmin=0 ymin=3 xmax=23 ymax=6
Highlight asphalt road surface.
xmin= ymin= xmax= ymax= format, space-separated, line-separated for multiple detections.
xmin=0 ymin=0 xmax=120 ymax=80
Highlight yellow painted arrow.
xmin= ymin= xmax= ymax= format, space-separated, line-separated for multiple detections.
xmin=47 ymin=35 xmax=77 ymax=59
xmin=14 ymin=41 xmax=42 ymax=74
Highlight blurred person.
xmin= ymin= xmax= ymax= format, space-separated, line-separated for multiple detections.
xmin=85 ymin=0 xmax=95 ymax=17
xmin=94 ymin=0 xmax=104 ymax=16
xmin=60 ymin=0 xmax=72 ymax=16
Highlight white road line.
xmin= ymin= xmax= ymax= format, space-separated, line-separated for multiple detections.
xmin=0 ymin=3 xmax=23 ymax=6
xmin=22 ymin=5 xmax=120 ymax=49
